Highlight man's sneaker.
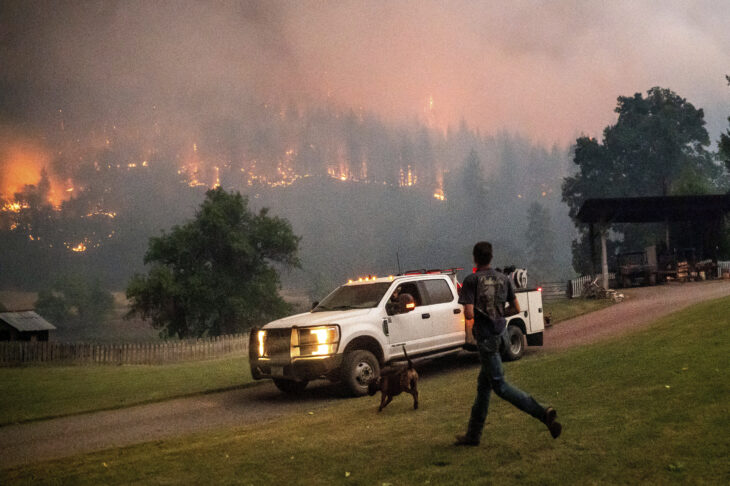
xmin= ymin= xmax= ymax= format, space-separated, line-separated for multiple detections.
xmin=548 ymin=421 xmax=562 ymax=439
xmin=454 ymin=434 xmax=480 ymax=446
xmin=544 ymin=407 xmax=561 ymax=439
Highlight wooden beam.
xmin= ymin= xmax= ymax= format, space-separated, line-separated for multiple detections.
xmin=601 ymin=225 xmax=609 ymax=289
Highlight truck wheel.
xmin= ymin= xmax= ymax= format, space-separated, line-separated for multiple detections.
xmin=341 ymin=350 xmax=380 ymax=396
xmin=502 ymin=325 xmax=524 ymax=361
xmin=273 ymin=379 xmax=308 ymax=395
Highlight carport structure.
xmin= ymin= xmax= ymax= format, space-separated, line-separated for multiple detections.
xmin=576 ymin=194 xmax=730 ymax=288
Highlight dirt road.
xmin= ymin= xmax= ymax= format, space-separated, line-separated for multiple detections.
xmin=2 ymin=280 xmax=728 ymax=469
xmin=543 ymin=280 xmax=730 ymax=349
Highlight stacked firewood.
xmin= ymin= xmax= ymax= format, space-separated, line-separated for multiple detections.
xmin=582 ymin=278 xmax=625 ymax=302
xmin=677 ymin=261 xmax=689 ymax=281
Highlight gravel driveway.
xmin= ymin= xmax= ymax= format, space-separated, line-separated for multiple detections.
xmin=2 ymin=280 xmax=728 ymax=469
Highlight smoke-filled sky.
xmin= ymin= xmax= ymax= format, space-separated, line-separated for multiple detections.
xmin=1 ymin=0 xmax=730 ymax=145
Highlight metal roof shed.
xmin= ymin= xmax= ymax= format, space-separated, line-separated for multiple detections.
xmin=576 ymin=195 xmax=730 ymax=288
xmin=0 ymin=311 xmax=56 ymax=341
xmin=576 ymin=195 xmax=730 ymax=224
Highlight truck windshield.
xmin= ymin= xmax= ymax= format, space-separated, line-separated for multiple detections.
xmin=313 ymin=282 xmax=392 ymax=312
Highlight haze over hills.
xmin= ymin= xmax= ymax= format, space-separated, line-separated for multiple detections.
xmin=2 ymin=0 xmax=729 ymax=297
xmin=0 ymin=99 xmax=575 ymax=293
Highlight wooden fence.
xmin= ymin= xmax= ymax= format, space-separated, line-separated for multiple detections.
xmin=538 ymin=282 xmax=568 ymax=301
xmin=569 ymin=273 xmax=617 ymax=298
xmin=0 ymin=333 xmax=249 ymax=366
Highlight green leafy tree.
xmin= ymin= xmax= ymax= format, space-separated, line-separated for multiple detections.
xmin=562 ymin=87 xmax=721 ymax=272
xmin=35 ymin=275 xmax=114 ymax=326
xmin=126 ymin=188 xmax=300 ymax=338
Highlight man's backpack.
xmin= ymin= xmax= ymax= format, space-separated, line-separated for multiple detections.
xmin=475 ymin=274 xmax=507 ymax=335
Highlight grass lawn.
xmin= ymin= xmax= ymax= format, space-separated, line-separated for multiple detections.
xmin=0 ymin=356 xmax=252 ymax=425
xmin=3 ymin=296 xmax=729 ymax=485
xmin=544 ymin=297 xmax=614 ymax=324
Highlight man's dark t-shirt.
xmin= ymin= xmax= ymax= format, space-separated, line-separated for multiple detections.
xmin=459 ymin=268 xmax=515 ymax=338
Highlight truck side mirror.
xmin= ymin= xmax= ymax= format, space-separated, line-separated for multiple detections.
xmin=385 ymin=301 xmax=397 ymax=316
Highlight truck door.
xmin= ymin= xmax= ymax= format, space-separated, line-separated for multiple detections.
xmin=422 ymin=277 xmax=465 ymax=350
xmin=511 ymin=292 xmax=529 ymax=320
xmin=526 ymin=290 xmax=545 ymax=334
xmin=386 ymin=280 xmax=434 ymax=356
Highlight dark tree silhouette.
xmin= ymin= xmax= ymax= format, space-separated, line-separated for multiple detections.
xmin=562 ymin=87 xmax=722 ymax=272
xmin=126 ymin=188 xmax=300 ymax=337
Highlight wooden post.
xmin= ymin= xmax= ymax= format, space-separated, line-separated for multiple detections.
xmin=589 ymin=223 xmax=597 ymax=277
xmin=601 ymin=225 xmax=609 ymax=289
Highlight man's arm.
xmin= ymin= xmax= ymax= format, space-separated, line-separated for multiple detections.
xmin=504 ymin=297 xmax=520 ymax=317
xmin=463 ymin=303 xmax=474 ymax=320
xmin=458 ymin=275 xmax=476 ymax=321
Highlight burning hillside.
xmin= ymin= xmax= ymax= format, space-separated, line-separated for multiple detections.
xmin=0 ymin=97 xmax=571 ymax=293
xmin=1 ymin=103 xmax=457 ymax=234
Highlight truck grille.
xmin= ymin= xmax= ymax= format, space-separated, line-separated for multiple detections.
xmin=264 ymin=328 xmax=291 ymax=359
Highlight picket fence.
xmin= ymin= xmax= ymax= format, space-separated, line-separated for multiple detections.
xmin=569 ymin=273 xmax=617 ymax=298
xmin=718 ymin=261 xmax=730 ymax=278
xmin=0 ymin=333 xmax=249 ymax=366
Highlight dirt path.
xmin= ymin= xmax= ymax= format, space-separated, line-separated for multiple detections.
xmin=543 ymin=280 xmax=730 ymax=350
xmin=2 ymin=280 xmax=729 ymax=469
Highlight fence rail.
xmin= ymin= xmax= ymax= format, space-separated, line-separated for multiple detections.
xmin=0 ymin=333 xmax=249 ymax=366
xmin=569 ymin=273 xmax=617 ymax=298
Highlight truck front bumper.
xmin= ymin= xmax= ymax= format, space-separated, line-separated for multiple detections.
xmin=250 ymin=355 xmax=344 ymax=382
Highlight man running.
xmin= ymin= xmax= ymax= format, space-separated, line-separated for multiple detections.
xmin=455 ymin=241 xmax=562 ymax=446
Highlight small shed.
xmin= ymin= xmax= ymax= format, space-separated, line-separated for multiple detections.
xmin=0 ymin=311 xmax=56 ymax=341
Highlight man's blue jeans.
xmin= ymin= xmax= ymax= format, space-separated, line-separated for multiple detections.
xmin=466 ymin=330 xmax=547 ymax=440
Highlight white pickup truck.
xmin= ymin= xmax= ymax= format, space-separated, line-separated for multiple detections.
xmin=249 ymin=270 xmax=546 ymax=395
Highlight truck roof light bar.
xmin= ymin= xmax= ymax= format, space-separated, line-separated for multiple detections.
xmin=401 ymin=267 xmax=463 ymax=276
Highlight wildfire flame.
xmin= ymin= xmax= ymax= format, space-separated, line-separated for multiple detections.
xmin=0 ymin=141 xmax=65 ymax=205
xmin=2 ymin=202 xmax=24 ymax=212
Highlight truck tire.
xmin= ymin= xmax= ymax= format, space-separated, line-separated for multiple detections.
xmin=502 ymin=325 xmax=524 ymax=361
xmin=273 ymin=378 xmax=308 ymax=395
xmin=341 ymin=350 xmax=380 ymax=396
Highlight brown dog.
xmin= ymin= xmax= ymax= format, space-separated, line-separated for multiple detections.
xmin=367 ymin=345 xmax=419 ymax=412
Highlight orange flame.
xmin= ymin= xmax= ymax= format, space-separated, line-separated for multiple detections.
xmin=0 ymin=139 xmax=68 ymax=207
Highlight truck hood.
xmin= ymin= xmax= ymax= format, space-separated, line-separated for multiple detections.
xmin=262 ymin=308 xmax=376 ymax=329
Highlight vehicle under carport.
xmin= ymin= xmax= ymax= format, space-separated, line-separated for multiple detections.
xmin=576 ymin=194 xmax=730 ymax=288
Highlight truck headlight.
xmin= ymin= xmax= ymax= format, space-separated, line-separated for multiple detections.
xmin=257 ymin=330 xmax=267 ymax=358
xmin=292 ymin=325 xmax=340 ymax=358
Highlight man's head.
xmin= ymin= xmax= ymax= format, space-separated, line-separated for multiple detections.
xmin=473 ymin=241 xmax=493 ymax=266
xmin=398 ymin=293 xmax=416 ymax=312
